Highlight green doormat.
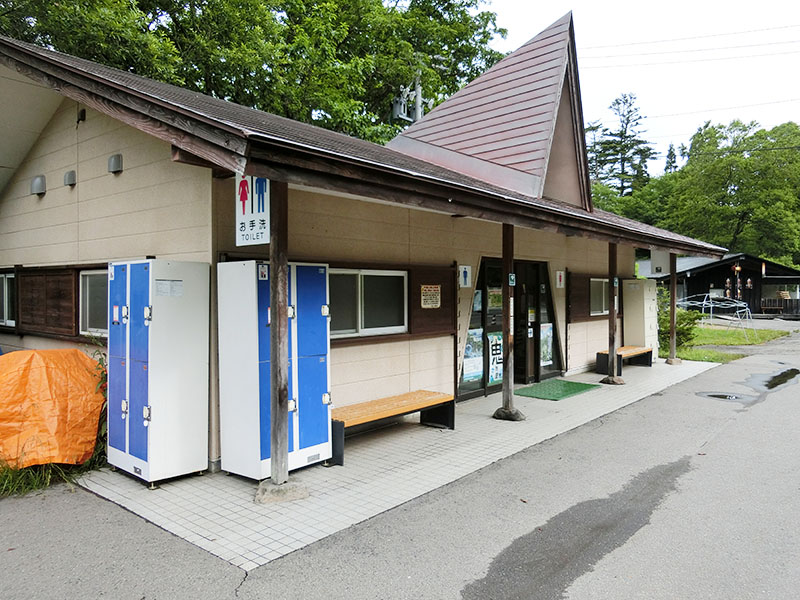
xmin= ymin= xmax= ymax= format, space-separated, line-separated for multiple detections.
xmin=515 ymin=379 xmax=600 ymax=401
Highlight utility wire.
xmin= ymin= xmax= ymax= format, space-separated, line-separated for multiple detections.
xmin=581 ymin=39 xmax=800 ymax=60
xmin=582 ymin=48 xmax=800 ymax=69
xmin=648 ymin=98 xmax=800 ymax=120
xmin=580 ymin=24 xmax=800 ymax=50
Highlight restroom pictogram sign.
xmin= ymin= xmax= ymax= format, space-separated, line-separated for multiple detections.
xmin=236 ymin=174 xmax=270 ymax=246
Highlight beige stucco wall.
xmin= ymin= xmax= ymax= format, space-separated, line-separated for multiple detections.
xmin=211 ymin=183 xmax=635 ymax=407
xmin=0 ymin=99 xmax=213 ymax=267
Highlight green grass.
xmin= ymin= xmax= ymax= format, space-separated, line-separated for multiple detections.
xmin=0 ymin=448 xmax=107 ymax=498
xmin=658 ymin=324 xmax=789 ymax=363
xmin=691 ymin=327 xmax=788 ymax=346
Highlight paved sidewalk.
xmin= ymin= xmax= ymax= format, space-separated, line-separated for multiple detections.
xmin=79 ymin=358 xmax=716 ymax=571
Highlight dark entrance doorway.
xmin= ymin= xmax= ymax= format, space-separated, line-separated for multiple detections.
xmin=513 ymin=261 xmax=562 ymax=384
xmin=458 ymin=258 xmax=562 ymax=400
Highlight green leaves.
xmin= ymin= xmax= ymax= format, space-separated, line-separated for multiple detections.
xmin=596 ymin=116 xmax=800 ymax=268
xmin=2 ymin=0 xmax=504 ymax=144
xmin=586 ymin=93 xmax=655 ymax=197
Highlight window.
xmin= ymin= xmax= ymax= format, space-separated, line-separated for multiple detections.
xmin=0 ymin=273 xmax=15 ymax=326
xmin=80 ymin=270 xmax=108 ymax=336
xmin=15 ymin=265 xmax=107 ymax=338
xmin=330 ymin=269 xmax=407 ymax=337
xmin=590 ymin=278 xmax=609 ymax=315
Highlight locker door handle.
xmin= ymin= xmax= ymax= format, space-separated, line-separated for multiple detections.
xmin=121 ymin=399 xmax=128 ymax=418
xmin=121 ymin=305 xmax=129 ymax=324
xmin=143 ymin=305 xmax=153 ymax=325
xmin=288 ymin=399 xmax=298 ymax=412
xmin=143 ymin=405 xmax=152 ymax=426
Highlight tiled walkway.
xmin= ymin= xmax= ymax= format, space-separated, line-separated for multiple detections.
xmin=80 ymin=359 xmax=716 ymax=571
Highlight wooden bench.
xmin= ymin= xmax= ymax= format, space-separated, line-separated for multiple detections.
xmin=326 ymin=390 xmax=455 ymax=466
xmin=595 ymin=345 xmax=653 ymax=376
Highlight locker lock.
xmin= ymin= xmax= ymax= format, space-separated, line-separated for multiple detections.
xmin=120 ymin=399 xmax=128 ymax=418
xmin=143 ymin=305 xmax=153 ymax=325
xmin=288 ymin=399 xmax=298 ymax=412
xmin=143 ymin=405 xmax=152 ymax=425
xmin=121 ymin=305 xmax=129 ymax=324
xmin=321 ymin=305 xmax=330 ymax=317
xmin=322 ymin=392 xmax=332 ymax=405
xmin=287 ymin=305 xmax=296 ymax=319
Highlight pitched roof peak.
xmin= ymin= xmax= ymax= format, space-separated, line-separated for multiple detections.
xmin=388 ymin=12 xmax=591 ymax=209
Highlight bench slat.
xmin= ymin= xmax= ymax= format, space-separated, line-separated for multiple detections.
xmin=596 ymin=345 xmax=651 ymax=359
xmin=332 ymin=390 xmax=454 ymax=428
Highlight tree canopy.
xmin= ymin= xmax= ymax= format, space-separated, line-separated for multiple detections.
xmin=0 ymin=0 xmax=505 ymax=143
xmin=586 ymin=93 xmax=655 ymax=197
xmin=592 ymin=117 xmax=800 ymax=268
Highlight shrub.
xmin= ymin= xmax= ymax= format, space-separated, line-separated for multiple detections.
xmin=657 ymin=287 xmax=702 ymax=348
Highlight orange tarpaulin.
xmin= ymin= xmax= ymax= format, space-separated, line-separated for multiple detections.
xmin=0 ymin=349 xmax=105 ymax=469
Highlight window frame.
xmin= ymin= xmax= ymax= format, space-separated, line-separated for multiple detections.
xmin=329 ymin=268 xmax=408 ymax=339
xmin=79 ymin=269 xmax=109 ymax=337
xmin=589 ymin=278 xmax=610 ymax=316
xmin=0 ymin=272 xmax=15 ymax=327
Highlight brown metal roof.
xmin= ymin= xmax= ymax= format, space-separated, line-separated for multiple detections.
xmin=0 ymin=33 xmax=725 ymax=258
xmin=395 ymin=13 xmax=572 ymax=180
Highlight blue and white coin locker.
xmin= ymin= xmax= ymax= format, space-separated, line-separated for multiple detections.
xmin=107 ymin=260 xmax=210 ymax=483
xmin=217 ymin=261 xmax=332 ymax=480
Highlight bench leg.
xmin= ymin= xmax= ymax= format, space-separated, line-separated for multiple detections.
xmin=324 ymin=420 xmax=345 ymax=467
xmin=596 ymin=353 xmax=623 ymax=376
xmin=420 ymin=401 xmax=455 ymax=430
xmin=628 ymin=351 xmax=652 ymax=368
xmin=595 ymin=352 xmax=609 ymax=375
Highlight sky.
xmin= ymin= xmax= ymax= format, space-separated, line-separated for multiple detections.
xmin=486 ymin=0 xmax=800 ymax=174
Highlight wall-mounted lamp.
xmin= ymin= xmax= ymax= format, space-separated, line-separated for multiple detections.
xmin=108 ymin=153 xmax=123 ymax=174
xmin=31 ymin=175 xmax=46 ymax=196
xmin=64 ymin=170 xmax=77 ymax=187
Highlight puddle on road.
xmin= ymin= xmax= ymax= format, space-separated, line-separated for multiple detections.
xmin=698 ymin=367 xmax=800 ymax=407
xmin=765 ymin=368 xmax=800 ymax=389
xmin=746 ymin=368 xmax=800 ymax=393
xmin=696 ymin=391 xmax=757 ymax=405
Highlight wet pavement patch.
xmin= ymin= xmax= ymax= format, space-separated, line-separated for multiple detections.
xmin=460 ymin=458 xmax=691 ymax=600
xmin=696 ymin=392 xmax=758 ymax=406
xmin=765 ymin=368 xmax=800 ymax=389
xmin=745 ymin=368 xmax=800 ymax=394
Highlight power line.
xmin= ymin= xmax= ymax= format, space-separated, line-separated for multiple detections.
xmin=580 ymin=24 xmax=800 ymax=50
xmin=581 ymin=39 xmax=800 ymax=60
xmin=582 ymin=48 xmax=800 ymax=69
xmin=647 ymin=98 xmax=800 ymax=120
xmin=689 ymin=145 xmax=800 ymax=156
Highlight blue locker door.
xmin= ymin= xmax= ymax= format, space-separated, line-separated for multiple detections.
xmin=129 ymin=263 xmax=150 ymax=363
xmin=129 ymin=360 xmax=149 ymax=461
xmin=107 ymin=357 xmax=127 ymax=451
xmin=257 ymin=267 xmax=271 ymax=363
xmin=258 ymin=360 xmax=295 ymax=460
xmin=257 ymin=265 xmax=293 ymax=363
xmin=108 ymin=264 xmax=128 ymax=359
xmin=295 ymin=265 xmax=328 ymax=358
xmin=297 ymin=355 xmax=329 ymax=449
xmin=258 ymin=360 xmax=271 ymax=460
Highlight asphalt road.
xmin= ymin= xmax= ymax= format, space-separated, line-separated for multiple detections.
xmin=2 ymin=333 xmax=799 ymax=599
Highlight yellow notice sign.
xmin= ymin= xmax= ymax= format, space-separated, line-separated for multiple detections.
xmin=421 ymin=284 xmax=441 ymax=309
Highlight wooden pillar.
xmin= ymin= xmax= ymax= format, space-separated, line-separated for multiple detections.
xmin=493 ymin=224 xmax=525 ymax=421
xmin=666 ymin=252 xmax=681 ymax=365
xmin=601 ymin=242 xmax=624 ymax=384
xmin=269 ymin=180 xmax=290 ymax=484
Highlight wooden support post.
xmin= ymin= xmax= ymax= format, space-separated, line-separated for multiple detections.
xmin=601 ymin=243 xmax=624 ymax=384
xmin=493 ymin=224 xmax=525 ymax=421
xmin=666 ymin=252 xmax=681 ymax=365
xmin=269 ymin=180 xmax=290 ymax=485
